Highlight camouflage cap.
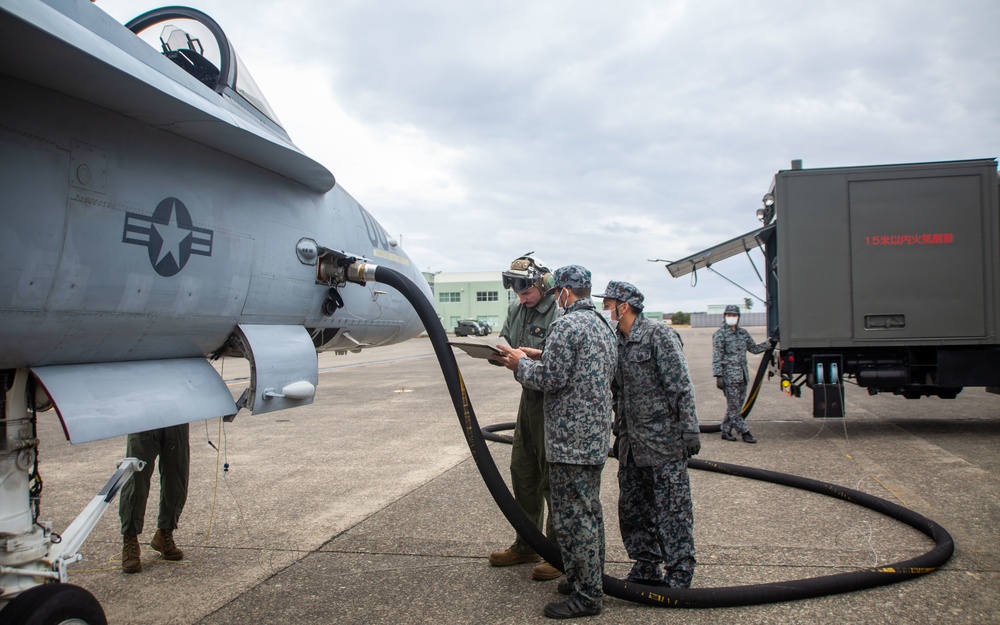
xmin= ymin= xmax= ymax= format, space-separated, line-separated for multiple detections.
xmin=598 ymin=280 xmax=644 ymax=311
xmin=724 ymin=304 xmax=741 ymax=316
xmin=551 ymin=265 xmax=592 ymax=290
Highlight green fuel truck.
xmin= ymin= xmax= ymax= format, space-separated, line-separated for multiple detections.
xmin=667 ymin=158 xmax=1000 ymax=417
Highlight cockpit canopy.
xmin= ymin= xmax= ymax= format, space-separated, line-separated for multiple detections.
xmin=159 ymin=25 xmax=218 ymax=88
xmin=126 ymin=7 xmax=283 ymax=134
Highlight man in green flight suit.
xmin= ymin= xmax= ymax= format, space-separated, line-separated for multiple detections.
xmin=119 ymin=424 xmax=189 ymax=573
xmin=488 ymin=254 xmax=562 ymax=582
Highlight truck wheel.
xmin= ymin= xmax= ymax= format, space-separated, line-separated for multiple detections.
xmin=0 ymin=583 xmax=107 ymax=625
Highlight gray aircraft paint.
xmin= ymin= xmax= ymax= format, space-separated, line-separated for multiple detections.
xmin=1 ymin=1 xmax=438 ymax=613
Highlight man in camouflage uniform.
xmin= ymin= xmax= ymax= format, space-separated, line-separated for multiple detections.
xmin=488 ymin=255 xmax=563 ymax=581
xmin=712 ymin=304 xmax=772 ymax=444
xmin=600 ymin=281 xmax=700 ymax=588
xmin=496 ymin=265 xmax=617 ymax=619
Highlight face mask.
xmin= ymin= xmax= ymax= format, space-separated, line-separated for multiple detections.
xmin=556 ymin=289 xmax=567 ymax=313
xmin=600 ymin=309 xmax=619 ymax=331
xmin=725 ymin=316 xmax=738 ymax=326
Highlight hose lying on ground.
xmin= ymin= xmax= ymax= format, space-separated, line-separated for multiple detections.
xmin=373 ymin=265 xmax=954 ymax=608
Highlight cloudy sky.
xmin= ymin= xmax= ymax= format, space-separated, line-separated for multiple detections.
xmin=96 ymin=0 xmax=999 ymax=314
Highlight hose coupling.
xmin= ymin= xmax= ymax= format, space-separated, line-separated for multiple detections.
xmin=347 ymin=261 xmax=379 ymax=285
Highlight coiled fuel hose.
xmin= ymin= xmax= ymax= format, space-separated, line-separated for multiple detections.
xmin=370 ymin=264 xmax=954 ymax=608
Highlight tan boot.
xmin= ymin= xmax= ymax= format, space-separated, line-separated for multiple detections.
xmin=488 ymin=547 xmax=541 ymax=566
xmin=122 ymin=532 xmax=142 ymax=574
xmin=531 ymin=561 xmax=563 ymax=580
xmin=150 ymin=528 xmax=183 ymax=561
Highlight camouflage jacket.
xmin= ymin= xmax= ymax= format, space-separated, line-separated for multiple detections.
xmin=500 ymin=290 xmax=560 ymax=351
xmin=711 ymin=324 xmax=770 ymax=385
xmin=516 ymin=299 xmax=617 ymax=465
xmin=614 ymin=315 xmax=699 ymax=466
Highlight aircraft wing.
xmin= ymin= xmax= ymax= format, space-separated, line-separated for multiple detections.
xmin=665 ymin=224 xmax=775 ymax=278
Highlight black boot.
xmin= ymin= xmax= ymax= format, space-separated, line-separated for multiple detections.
xmin=721 ymin=430 xmax=737 ymax=441
xmin=742 ymin=431 xmax=757 ymax=444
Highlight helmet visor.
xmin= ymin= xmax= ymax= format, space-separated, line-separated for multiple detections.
xmin=503 ymin=275 xmax=535 ymax=293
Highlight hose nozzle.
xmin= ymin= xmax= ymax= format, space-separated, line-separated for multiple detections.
xmin=346 ymin=261 xmax=378 ymax=285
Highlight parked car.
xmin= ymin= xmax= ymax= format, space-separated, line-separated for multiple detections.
xmin=454 ymin=320 xmax=483 ymax=337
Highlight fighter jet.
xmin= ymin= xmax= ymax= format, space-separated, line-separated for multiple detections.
xmin=0 ymin=1 xmax=431 ymax=620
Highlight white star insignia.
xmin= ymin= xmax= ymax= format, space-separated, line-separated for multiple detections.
xmin=152 ymin=199 xmax=192 ymax=267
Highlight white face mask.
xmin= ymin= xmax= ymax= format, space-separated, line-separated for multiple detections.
xmin=556 ymin=289 xmax=567 ymax=313
xmin=725 ymin=316 xmax=739 ymax=326
xmin=600 ymin=309 xmax=619 ymax=331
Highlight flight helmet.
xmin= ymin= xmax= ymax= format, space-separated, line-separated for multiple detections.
xmin=502 ymin=254 xmax=553 ymax=294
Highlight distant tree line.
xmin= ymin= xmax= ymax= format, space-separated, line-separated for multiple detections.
xmin=669 ymin=311 xmax=690 ymax=325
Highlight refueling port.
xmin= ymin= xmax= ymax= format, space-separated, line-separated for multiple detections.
xmin=315 ymin=249 xmax=380 ymax=316
xmin=316 ymin=249 xmax=378 ymax=287
xmin=316 ymin=251 xmax=352 ymax=286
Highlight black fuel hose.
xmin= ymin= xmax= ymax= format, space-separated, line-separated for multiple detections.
xmin=372 ymin=265 xmax=561 ymax=568
xmin=373 ymin=265 xmax=954 ymax=608
xmin=481 ymin=421 xmax=515 ymax=444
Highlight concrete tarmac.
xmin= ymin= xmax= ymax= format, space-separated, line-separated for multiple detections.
xmin=34 ymin=327 xmax=1000 ymax=624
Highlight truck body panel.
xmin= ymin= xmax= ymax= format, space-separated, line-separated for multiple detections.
xmin=775 ymin=159 xmax=999 ymax=349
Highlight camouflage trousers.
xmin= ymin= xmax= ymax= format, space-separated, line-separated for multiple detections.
xmin=549 ymin=462 xmax=605 ymax=609
xmin=722 ymin=381 xmax=750 ymax=434
xmin=119 ymin=424 xmax=190 ymax=535
xmin=509 ymin=388 xmax=555 ymax=554
xmin=618 ymin=459 xmax=695 ymax=587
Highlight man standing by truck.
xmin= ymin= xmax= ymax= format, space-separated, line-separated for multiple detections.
xmin=488 ymin=255 xmax=562 ymax=582
xmin=713 ymin=305 xmax=772 ymax=443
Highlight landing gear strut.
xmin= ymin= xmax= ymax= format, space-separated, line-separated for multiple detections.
xmin=1 ymin=369 xmax=143 ymax=623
